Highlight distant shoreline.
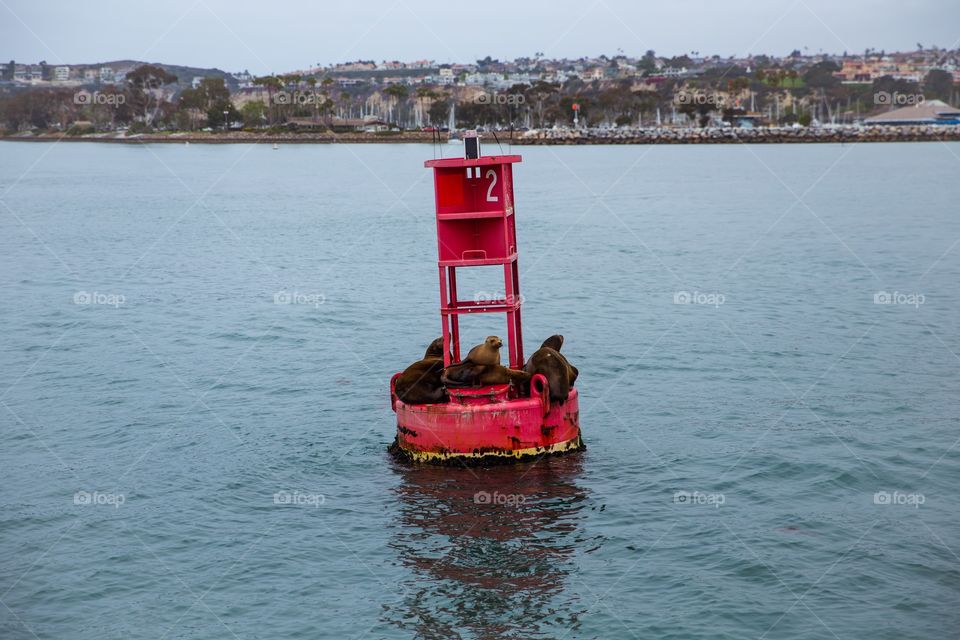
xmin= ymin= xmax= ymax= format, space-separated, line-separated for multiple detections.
xmin=3 ymin=126 xmax=960 ymax=145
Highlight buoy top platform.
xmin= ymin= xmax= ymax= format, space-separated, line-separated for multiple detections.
xmin=423 ymin=154 xmax=522 ymax=168
xmin=389 ymin=133 xmax=583 ymax=465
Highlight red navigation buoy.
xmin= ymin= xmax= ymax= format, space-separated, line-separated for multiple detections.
xmin=390 ymin=133 xmax=584 ymax=464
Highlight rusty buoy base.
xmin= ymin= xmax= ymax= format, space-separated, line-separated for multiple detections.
xmin=389 ymin=374 xmax=584 ymax=466
xmin=388 ymin=432 xmax=585 ymax=466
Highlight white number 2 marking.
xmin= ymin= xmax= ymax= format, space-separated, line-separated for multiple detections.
xmin=485 ymin=169 xmax=499 ymax=202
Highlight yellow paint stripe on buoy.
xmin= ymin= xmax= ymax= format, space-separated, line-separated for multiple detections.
xmin=401 ymin=435 xmax=583 ymax=463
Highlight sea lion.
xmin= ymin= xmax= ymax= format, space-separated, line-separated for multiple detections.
xmin=523 ymin=334 xmax=578 ymax=405
xmin=465 ymin=336 xmax=502 ymax=366
xmin=422 ymin=336 xmax=454 ymax=363
xmin=394 ymin=337 xmax=449 ymax=405
xmin=441 ymin=362 xmax=531 ymax=388
xmin=423 ymin=337 xmax=445 ymax=359
xmin=540 ymin=334 xmax=564 ymax=352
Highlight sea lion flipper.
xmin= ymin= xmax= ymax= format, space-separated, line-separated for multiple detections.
xmin=541 ymin=334 xmax=564 ymax=351
xmin=509 ymin=369 xmax=532 ymax=383
xmin=442 ymin=363 xmax=480 ymax=387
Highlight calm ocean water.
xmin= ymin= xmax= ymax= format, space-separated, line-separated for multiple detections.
xmin=1 ymin=140 xmax=958 ymax=639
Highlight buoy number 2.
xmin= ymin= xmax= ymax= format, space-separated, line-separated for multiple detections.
xmin=485 ymin=169 xmax=499 ymax=202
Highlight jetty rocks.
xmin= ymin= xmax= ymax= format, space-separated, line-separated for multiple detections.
xmin=7 ymin=125 xmax=960 ymax=146
xmin=516 ymin=125 xmax=960 ymax=145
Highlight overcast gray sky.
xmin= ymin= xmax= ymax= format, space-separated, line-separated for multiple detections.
xmin=2 ymin=0 xmax=957 ymax=72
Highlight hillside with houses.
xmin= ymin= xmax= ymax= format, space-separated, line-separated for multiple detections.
xmin=1 ymin=47 xmax=959 ymax=137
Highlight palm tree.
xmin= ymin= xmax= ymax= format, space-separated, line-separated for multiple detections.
xmin=416 ymin=86 xmax=436 ymax=126
xmin=384 ymin=84 xmax=409 ymax=127
xmin=253 ymin=75 xmax=283 ymax=124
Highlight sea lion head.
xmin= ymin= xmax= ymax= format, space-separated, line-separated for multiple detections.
xmin=486 ymin=336 xmax=503 ymax=350
xmin=424 ymin=337 xmax=445 ymax=359
xmin=541 ymin=335 xmax=564 ymax=351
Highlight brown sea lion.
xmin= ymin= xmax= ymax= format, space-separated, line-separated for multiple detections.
xmin=523 ymin=334 xmax=578 ymax=405
xmin=422 ymin=336 xmax=454 ymax=363
xmin=423 ymin=337 xmax=445 ymax=359
xmin=394 ymin=337 xmax=449 ymax=405
xmin=540 ymin=334 xmax=564 ymax=352
xmin=465 ymin=336 xmax=502 ymax=366
xmin=441 ymin=362 xmax=531 ymax=388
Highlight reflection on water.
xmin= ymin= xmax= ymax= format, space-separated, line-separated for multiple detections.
xmin=384 ymin=456 xmax=596 ymax=639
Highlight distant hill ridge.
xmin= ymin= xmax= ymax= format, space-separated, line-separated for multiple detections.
xmin=7 ymin=59 xmax=239 ymax=89
xmin=97 ymin=61 xmax=237 ymax=89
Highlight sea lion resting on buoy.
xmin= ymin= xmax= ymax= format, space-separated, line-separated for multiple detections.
xmin=394 ymin=337 xmax=449 ymax=405
xmin=443 ymin=335 xmax=525 ymax=388
xmin=422 ymin=336 xmax=454 ymax=363
xmin=441 ymin=362 xmax=531 ymax=388
xmin=523 ymin=334 xmax=579 ymax=405
xmin=465 ymin=336 xmax=502 ymax=365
